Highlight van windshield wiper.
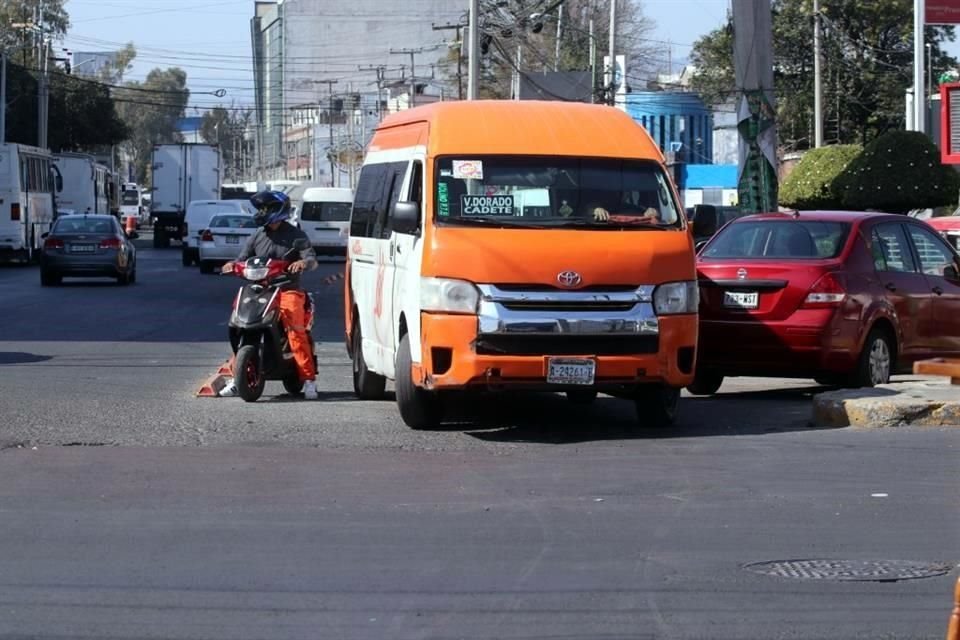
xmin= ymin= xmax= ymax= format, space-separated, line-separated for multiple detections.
xmin=442 ymin=216 xmax=530 ymax=227
xmin=536 ymin=219 xmax=675 ymax=230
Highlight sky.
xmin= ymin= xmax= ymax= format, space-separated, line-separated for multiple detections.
xmin=61 ymin=0 xmax=735 ymax=112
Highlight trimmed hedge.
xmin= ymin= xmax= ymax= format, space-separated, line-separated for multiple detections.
xmin=834 ymin=130 xmax=960 ymax=213
xmin=779 ymin=144 xmax=862 ymax=209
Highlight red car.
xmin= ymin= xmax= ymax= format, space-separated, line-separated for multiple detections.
xmin=690 ymin=211 xmax=960 ymax=394
xmin=926 ymin=211 xmax=960 ymax=253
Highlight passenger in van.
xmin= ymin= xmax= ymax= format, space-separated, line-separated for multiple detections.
xmin=573 ymin=190 xmax=659 ymax=222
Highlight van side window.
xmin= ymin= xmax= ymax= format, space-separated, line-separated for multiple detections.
xmin=409 ymin=160 xmax=423 ymax=209
xmin=351 ymin=164 xmax=387 ymax=237
xmin=375 ymin=162 xmax=406 ymax=240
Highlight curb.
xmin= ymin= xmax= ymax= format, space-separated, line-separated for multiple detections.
xmin=812 ymin=383 xmax=960 ymax=428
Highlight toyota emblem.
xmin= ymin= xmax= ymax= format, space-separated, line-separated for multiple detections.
xmin=737 ymin=268 xmax=748 ymax=280
xmin=557 ymin=270 xmax=582 ymax=288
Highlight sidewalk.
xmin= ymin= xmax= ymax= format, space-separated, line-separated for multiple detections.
xmin=813 ymin=377 xmax=960 ymax=428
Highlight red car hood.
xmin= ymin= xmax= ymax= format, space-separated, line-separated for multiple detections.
xmin=926 ymin=216 xmax=960 ymax=232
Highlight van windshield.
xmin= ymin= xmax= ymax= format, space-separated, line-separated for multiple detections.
xmin=121 ymin=192 xmax=139 ymax=205
xmin=301 ymin=201 xmax=351 ymax=222
xmin=435 ymin=156 xmax=682 ymax=229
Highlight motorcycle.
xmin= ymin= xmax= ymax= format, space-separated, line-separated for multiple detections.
xmin=225 ymin=252 xmax=317 ymax=402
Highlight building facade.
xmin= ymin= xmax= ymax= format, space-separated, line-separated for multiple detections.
xmin=251 ymin=0 xmax=461 ymax=182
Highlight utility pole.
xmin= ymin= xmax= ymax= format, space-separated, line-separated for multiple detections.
xmin=608 ymin=0 xmax=617 ymax=106
xmin=468 ymin=0 xmax=479 ymax=100
xmin=554 ymin=4 xmax=563 ymax=72
xmin=1 ymin=52 xmax=6 ymax=144
xmin=359 ymin=64 xmax=387 ymax=119
xmin=390 ymin=47 xmax=427 ymax=109
xmin=513 ymin=46 xmax=522 ymax=100
xmin=432 ymin=22 xmax=465 ymax=100
xmin=913 ymin=0 xmax=925 ymax=133
xmin=589 ymin=19 xmax=596 ymax=103
xmin=314 ymin=79 xmax=338 ymax=187
xmin=813 ymin=0 xmax=823 ymax=147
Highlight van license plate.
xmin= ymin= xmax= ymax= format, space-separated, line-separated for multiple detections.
xmin=547 ymin=358 xmax=596 ymax=386
xmin=723 ymin=291 xmax=759 ymax=309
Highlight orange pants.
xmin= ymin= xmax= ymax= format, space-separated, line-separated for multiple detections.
xmin=279 ymin=290 xmax=316 ymax=382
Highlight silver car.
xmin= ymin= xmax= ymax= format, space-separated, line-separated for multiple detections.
xmin=198 ymin=213 xmax=257 ymax=273
xmin=39 ymin=214 xmax=138 ymax=286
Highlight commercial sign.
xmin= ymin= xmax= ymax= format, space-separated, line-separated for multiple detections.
xmin=927 ymin=0 xmax=960 ymax=24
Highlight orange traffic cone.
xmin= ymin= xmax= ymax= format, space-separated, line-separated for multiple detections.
xmin=125 ymin=215 xmax=137 ymax=234
xmin=948 ymin=575 xmax=960 ymax=640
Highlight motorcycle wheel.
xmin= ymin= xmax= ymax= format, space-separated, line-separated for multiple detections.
xmin=234 ymin=345 xmax=265 ymax=402
xmin=282 ymin=375 xmax=303 ymax=395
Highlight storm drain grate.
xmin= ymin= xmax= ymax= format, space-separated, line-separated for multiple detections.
xmin=743 ymin=559 xmax=953 ymax=582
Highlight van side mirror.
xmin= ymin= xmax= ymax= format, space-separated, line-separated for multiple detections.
xmin=695 ymin=239 xmax=709 ymax=254
xmin=692 ymin=204 xmax=718 ymax=239
xmin=393 ymin=201 xmax=420 ymax=235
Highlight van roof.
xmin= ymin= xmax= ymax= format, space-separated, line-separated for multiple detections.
xmin=375 ymin=100 xmax=664 ymax=160
xmin=302 ymin=187 xmax=353 ymax=202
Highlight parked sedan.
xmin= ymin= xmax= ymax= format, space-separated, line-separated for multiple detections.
xmin=40 ymin=214 xmax=138 ymax=286
xmin=690 ymin=211 xmax=960 ymax=394
xmin=198 ymin=213 xmax=257 ymax=273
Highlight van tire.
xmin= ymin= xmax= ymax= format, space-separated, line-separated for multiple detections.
xmin=40 ymin=270 xmax=61 ymax=287
xmin=635 ymin=384 xmax=681 ymax=428
xmin=396 ymin=333 xmax=443 ymax=430
xmin=566 ymin=390 xmax=598 ymax=405
xmin=351 ymin=323 xmax=386 ymax=400
xmin=686 ymin=370 xmax=724 ymax=396
xmin=181 ymin=249 xmax=193 ymax=267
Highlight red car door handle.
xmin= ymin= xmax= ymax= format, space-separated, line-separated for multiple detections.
xmin=933 ymin=286 xmax=944 ymax=295
xmin=885 ymin=282 xmax=897 ymax=292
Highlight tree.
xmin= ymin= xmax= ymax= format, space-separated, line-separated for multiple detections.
xmin=833 ymin=130 xmax=960 ymax=212
xmin=688 ymin=0 xmax=958 ymax=150
xmin=0 ymin=0 xmax=69 ymax=56
xmin=115 ymin=68 xmax=189 ymax=182
xmin=779 ymin=144 xmax=862 ymax=209
xmin=96 ymin=43 xmax=137 ymax=84
xmin=200 ymin=105 xmax=251 ymax=181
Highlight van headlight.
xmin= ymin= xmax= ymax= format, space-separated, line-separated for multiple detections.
xmin=653 ymin=281 xmax=699 ymax=315
xmin=421 ymin=277 xmax=480 ymax=314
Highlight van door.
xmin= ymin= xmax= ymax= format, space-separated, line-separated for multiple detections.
xmin=371 ymin=162 xmax=407 ymax=377
xmin=392 ymin=158 xmax=424 ymax=364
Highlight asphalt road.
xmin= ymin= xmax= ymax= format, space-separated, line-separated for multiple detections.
xmin=0 ymin=237 xmax=958 ymax=639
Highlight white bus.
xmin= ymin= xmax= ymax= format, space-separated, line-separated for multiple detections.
xmin=0 ymin=143 xmax=57 ymax=262
xmin=53 ymin=153 xmax=112 ymax=216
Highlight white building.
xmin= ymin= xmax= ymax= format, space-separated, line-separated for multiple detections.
xmin=251 ymin=0 xmax=461 ymax=182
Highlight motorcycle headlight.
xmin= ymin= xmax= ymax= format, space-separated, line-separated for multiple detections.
xmin=244 ymin=266 xmax=269 ymax=281
xmin=653 ymin=281 xmax=699 ymax=315
xmin=420 ymin=277 xmax=480 ymax=314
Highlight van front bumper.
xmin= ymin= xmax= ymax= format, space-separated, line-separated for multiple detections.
xmin=416 ymin=312 xmax=697 ymax=391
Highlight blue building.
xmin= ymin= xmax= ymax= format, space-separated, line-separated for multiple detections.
xmin=623 ymin=92 xmax=714 ymax=165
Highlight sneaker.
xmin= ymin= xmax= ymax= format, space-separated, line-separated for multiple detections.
xmin=219 ymin=379 xmax=238 ymax=397
xmin=303 ymin=380 xmax=318 ymax=400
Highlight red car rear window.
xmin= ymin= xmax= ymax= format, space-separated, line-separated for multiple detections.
xmin=702 ymin=220 xmax=851 ymax=260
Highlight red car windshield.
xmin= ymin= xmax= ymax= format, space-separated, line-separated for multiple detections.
xmin=703 ymin=220 xmax=851 ymax=260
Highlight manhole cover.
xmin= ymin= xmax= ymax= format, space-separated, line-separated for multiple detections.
xmin=744 ymin=559 xmax=952 ymax=582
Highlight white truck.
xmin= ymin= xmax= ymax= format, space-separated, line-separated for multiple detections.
xmin=149 ymin=144 xmax=221 ymax=248
xmin=53 ymin=153 xmax=113 ymax=216
xmin=119 ymin=182 xmax=144 ymax=227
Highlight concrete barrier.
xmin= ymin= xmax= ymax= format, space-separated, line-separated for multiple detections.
xmin=812 ymin=381 xmax=960 ymax=428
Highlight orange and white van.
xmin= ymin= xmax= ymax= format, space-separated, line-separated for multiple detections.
xmin=344 ymin=101 xmax=698 ymax=429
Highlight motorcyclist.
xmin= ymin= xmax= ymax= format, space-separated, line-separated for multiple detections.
xmin=219 ymin=190 xmax=319 ymax=399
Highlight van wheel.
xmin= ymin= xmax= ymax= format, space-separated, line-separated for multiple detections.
xmin=351 ymin=323 xmax=386 ymax=400
xmin=849 ymin=328 xmax=894 ymax=388
xmin=40 ymin=270 xmax=61 ymax=287
xmin=686 ymin=370 xmax=724 ymax=396
xmin=181 ymin=249 xmax=192 ymax=267
xmin=396 ymin=333 xmax=444 ymax=430
xmin=635 ymin=384 xmax=681 ymax=428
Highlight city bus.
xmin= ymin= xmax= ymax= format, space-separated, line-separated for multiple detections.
xmin=0 ymin=143 xmax=58 ymax=262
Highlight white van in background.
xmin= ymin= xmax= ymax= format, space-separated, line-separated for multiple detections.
xmin=299 ymin=187 xmax=352 ymax=255
xmin=182 ymin=199 xmax=255 ymax=267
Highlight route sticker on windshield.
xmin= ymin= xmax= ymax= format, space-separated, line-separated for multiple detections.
xmin=438 ymin=183 xmax=450 ymax=217
xmin=452 ymin=160 xmax=483 ymax=180
xmin=462 ymin=195 xmax=514 ymax=216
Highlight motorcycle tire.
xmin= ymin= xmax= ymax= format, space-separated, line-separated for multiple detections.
xmin=282 ymin=375 xmax=303 ymax=395
xmin=234 ymin=345 xmax=265 ymax=402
